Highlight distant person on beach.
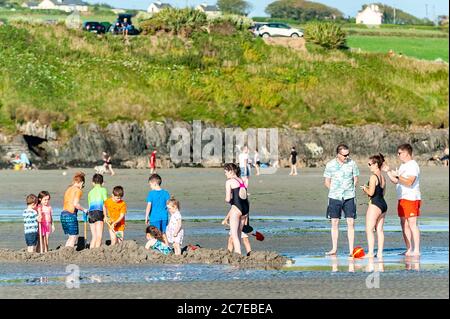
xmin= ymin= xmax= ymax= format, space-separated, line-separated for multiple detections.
xmin=224 ymin=163 xmax=249 ymax=255
xmin=145 ymin=174 xmax=170 ymax=245
xmin=145 ymin=226 xmax=172 ymax=255
xmin=61 ymin=172 xmax=88 ymax=248
xmin=87 ymin=174 xmax=108 ymax=248
xmin=289 ymin=146 xmax=298 ymax=176
xmin=254 ymin=148 xmax=261 ymax=176
xmin=104 ymin=186 xmax=127 ymax=245
xmin=324 ymin=144 xmax=359 ymax=256
xmin=222 ymin=211 xmax=252 ymax=256
xmin=361 ymin=154 xmax=387 ymax=258
xmin=122 ymin=17 xmax=130 ymax=37
xmin=149 ymin=150 xmax=157 ymax=174
xmin=37 ymin=191 xmax=54 ymax=253
xmin=441 ymin=147 xmax=449 ymax=167
xmin=24 ymin=194 xmax=41 ymax=253
xmin=383 ymin=143 xmax=421 ymax=257
xmin=166 ymin=198 xmax=184 ymax=255
xmin=102 ymin=152 xmax=115 ymax=176
xmin=238 ymin=146 xmax=250 ymax=187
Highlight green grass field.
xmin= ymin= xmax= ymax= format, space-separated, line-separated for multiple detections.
xmin=347 ymin=35 xmax=449 ymax=61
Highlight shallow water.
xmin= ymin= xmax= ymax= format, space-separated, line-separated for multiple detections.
xmin=0 ymin=245 xmax=447 ymax=287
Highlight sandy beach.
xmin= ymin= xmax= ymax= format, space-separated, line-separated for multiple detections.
xmin=0 ymin=167 xmax=448 ymax=299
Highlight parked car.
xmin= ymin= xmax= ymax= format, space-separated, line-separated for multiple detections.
xmin=258 ymin=23 xmax=303 ymax=38
xmin=83 ymin=21 xmax=106 ymax=34
xmin=249 ymin=22 xmax=269 ymax=36
xmin=110 ymin=14 xmax=140 ymax=35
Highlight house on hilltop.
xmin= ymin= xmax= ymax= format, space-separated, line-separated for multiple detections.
xmin=356 ymin=4 xmax=383 ymax=25
xmin=196 ymin=3 xmax=221 ymax=18
xmin=35 ymin=0 xmax=89 ymax=12
xmin=147 ymin=2 xmax=173 ymax=14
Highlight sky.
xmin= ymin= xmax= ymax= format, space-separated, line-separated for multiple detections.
xmin=87 ymin=1 xmax=449 ymax=19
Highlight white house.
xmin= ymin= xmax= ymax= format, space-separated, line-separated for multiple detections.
xmin=356 ymin=4 xmax=383 ymax=25
xmin=21 ymin=2 xmax=39 ymax=9
xmin=147 ymin=2 xmax=172 ymax=14
xmin=196 ymin=3 xmax=221 ymax=18
xmin=36 ymin=0 xmax=89 ymax=12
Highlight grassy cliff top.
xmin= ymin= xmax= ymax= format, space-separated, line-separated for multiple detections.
xmin=0 ymin=22 xmax=448 ymax=136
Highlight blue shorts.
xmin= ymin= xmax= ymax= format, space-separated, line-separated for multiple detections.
xmin=150 ymin=219 xmax=168 ymax=233
xmin=61 ymin=211 xmax=79 ymax=235
xmin=240 ymin=166 xmax=250 ymax=177
xmin=327 ymin=198 xmax=357 ymax=219
xmin=25 ymin=232 xmax=38 ymax=246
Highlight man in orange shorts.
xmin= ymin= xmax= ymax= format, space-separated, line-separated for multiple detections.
xmin=383 ymin=143 xmax=421 ymax=256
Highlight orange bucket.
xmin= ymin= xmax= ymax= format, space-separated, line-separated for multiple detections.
xmin=352 ymin=246 xmax=365 ymax=258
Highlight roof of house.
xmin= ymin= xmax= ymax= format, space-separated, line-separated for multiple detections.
xmin=151 ymin=2 xmax=173 ymax=9
xmin=199 ymin=4 xmax=220 ymax=12
xmin=46 ymin=0 xmax=88 ymax=6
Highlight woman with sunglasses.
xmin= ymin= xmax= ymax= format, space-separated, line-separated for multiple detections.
xmin=361 ymin=154 xmax=387 ymax=258
xmin=61 ymin=172 xmax=88 ymax=248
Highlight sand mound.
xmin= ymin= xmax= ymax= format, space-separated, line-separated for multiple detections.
xmin=0 ymin=240 xmax=291 ymax=267
xmin=263 ymin=37 xmax=307 ymax=52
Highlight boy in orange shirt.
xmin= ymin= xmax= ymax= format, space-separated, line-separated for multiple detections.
xmin=104 ymin=186 xmax=127 ymax=245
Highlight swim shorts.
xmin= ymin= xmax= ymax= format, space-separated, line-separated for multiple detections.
xmin=60 ymin=211 xmax=79 ymax=235
xmin=88 ymin=210 xmax=104 ymax=224
xmin=25 ymin=232 xmax=38 ymax=246
xmin=150 ymin=219 xmax=168 ymax=233
xmin=326 ymin=198 xmax=357 ymax=219
xmin=398 ymin=199 xmax=421 ymax=218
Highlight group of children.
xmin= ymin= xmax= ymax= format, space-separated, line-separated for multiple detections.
xmin=23 ymin=172 xmax=185 ymax=256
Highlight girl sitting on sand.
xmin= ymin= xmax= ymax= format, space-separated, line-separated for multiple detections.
xmin=166 ymin=198 xmax=184 ymax=255
xmin=145 ymin=226 xmax=172 ymax=255
xmin=37 ymin=191 xmax=54 ymax=253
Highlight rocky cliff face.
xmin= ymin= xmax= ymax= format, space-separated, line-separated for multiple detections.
xmin=0 ymin=120 xmax=448 ymax=169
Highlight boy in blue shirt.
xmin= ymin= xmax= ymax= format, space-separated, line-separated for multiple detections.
xmin=145 ymin=174 xmax=170 ymax=245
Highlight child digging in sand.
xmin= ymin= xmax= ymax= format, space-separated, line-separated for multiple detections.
xmin=145 ymin=226 xmax=172 ymax=255
xmin=37 ymin=191 xmax=54 ymax=253
xmin=166 ymin=198 xmax=184 ymax=255
xmin=24 ymin=194 xmax=41 ymax=253
xmin=104 ymin=186 xmax=127 ymax=245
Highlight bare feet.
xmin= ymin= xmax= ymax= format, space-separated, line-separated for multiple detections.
xmin=399 ymin=250 xmax=411 ymax=256
xmin=365 ymin=254 xmax=375 ymax=258
xmin=325 ymin=250 xmax=337 ymax=256
xmin=406 ymin=251 xmax=421 ymax=257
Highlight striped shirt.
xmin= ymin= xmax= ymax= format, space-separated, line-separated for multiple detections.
xmin=23 ymin=208 xmax=38 ymax=234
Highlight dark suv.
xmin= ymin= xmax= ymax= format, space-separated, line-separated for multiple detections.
xmin=83 ymin=21 xmax=106 ymax=34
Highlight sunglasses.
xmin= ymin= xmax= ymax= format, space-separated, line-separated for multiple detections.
xmin=340 ymin=153 xmax=350 ymax=157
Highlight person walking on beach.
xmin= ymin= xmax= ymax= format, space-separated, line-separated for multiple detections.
xmin=87 ymin=174 xmax=108 ymax=248
xmin=254 ymin=148 xmax=261 ymax=176
xmin=61 ymin=172 xmax=88 ymax=248
xmin=441 ymin=147 xmax=449 ymax=167
xmin=323 ymin=144 xmax=359 ymax=256
xmin=238 ymin=146 xmax=250 ymax=187
xmin=102 ymin=152 xmax=115 ymax=176
xmin=361 ymin=154 xmax=387 ymax=258
xmin=289 ymin=146 xmax=298 ymax=176
xmin=383 ymin=143 xmax=421 ymax=256
xmin=149 ymin=150 xmax=157 ymax=174
xmin=224 ymin=163 xmax=249 ymax=255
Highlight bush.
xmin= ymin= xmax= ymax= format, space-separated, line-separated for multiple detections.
xmin=304 ymin=21 xmax=347 ymax=49
xmin=140 ymin=8 xmax=208 ymax=36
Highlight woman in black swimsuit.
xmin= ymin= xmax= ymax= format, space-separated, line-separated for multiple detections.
xmin=223 ymin=163 xmax=249 ymax=255
xmin=361 ymin=154 xmax=387 ymax=258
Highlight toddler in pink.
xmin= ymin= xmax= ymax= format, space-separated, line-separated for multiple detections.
xmin=38 ymin=191 xmax=54 ymax=252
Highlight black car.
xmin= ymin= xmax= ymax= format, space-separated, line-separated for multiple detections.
xmin=110 ymin=14 xmax=140 ymax=35
xmin=83 ymin=21 xmax=106 ymax=34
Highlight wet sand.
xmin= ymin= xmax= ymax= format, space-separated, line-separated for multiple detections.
xmin=0 ymin=167 xmax=448 ymax=216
